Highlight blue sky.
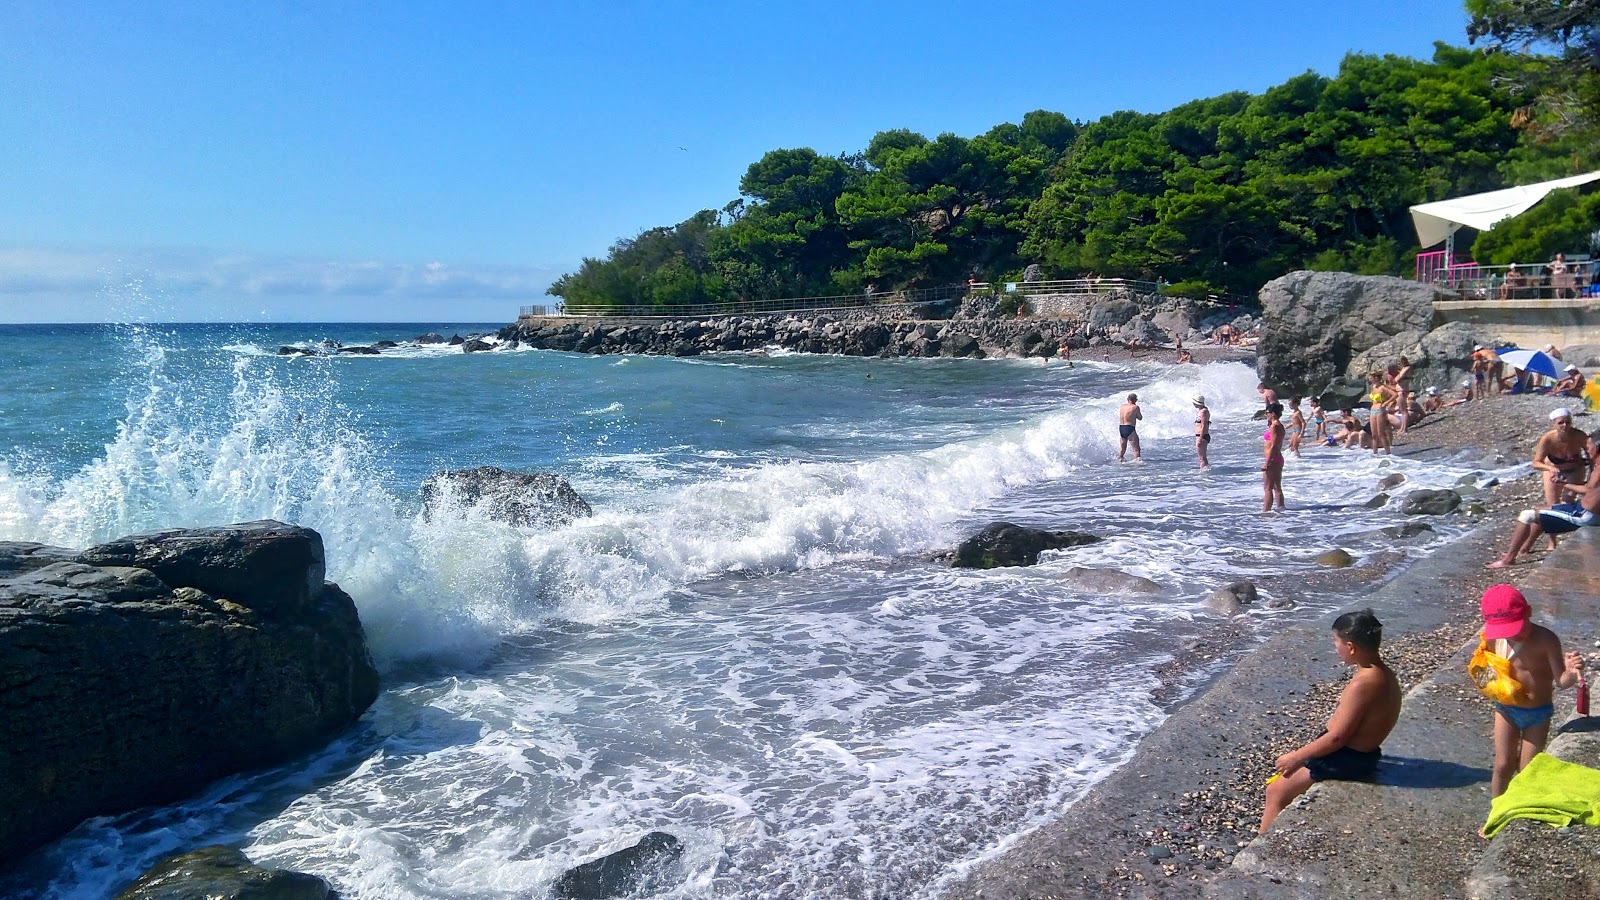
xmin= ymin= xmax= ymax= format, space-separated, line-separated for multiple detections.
xmin=2 ymin=1 xmax=1473 ymax=323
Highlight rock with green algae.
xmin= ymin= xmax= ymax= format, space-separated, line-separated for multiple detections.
xmin=115 ymin=846 xmax=330 ymax=900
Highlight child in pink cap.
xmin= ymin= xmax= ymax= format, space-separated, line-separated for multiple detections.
xmin=1478 ymin=585 xmax=1585 ymax=797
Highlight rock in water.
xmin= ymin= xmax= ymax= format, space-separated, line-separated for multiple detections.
xmin=0 ymin=521 xmax=379 ymax=863
xmin=1377 ymin=473 xmax=1407 ymax=490
xmin=1364 ymin=493 xmax=1391 ymax=509
xmin=115 ymin=845 xmax=330 ymax=900
xmin=421 ymin=467 xmax=593 ymax=528
xmin=950 ymin=522 xmax=1102 ymax=568
xmin=1401 ymin=489 xmax=1461 ymax=516
xmin=1382 ymin=522 xmax=1435 ymax=539
xmin=553 ymin=831 xmax=685 ymax=900
xmin=1061 ymin=567 xmax=1164 ymax=594
xmin=1204 ymin=580 xmax=1259 ymax=616
xmin=1316 ymin=549 xmax=1357 ymax=567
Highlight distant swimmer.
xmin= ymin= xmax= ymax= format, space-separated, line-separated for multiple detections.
xmin=1118 ymin=393 xmax=1143 ymax=462
xmin=1193 ymin=394 xmax=1211 ymax=468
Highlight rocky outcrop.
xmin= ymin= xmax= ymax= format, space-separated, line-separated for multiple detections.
xmin=950 ymin=523 xmax=1102 ymax=568
xmin=553 ymin=831 xmax=685 ymax=900
xmin=421 ymin=467 xmax=593 ymax=529
xmin=116 ymin=846 xmax=330 ymax=900
xmin=0 ymin=521 xmax=379 ymax=863
xmin=1257 ymin=272 xmax=1447 ymax=394
xmin=1204 ymin=580 xmax=1259 ymax=616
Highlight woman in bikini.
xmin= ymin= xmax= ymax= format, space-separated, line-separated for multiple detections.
xmin=1533 ymin=408 xmax=1591 ymax=506
xmin=1367 ymin=374 xmax=1397 ymax=455
xmin=1262 ymin=401 xmax=1287 ymax=512
xmin=1387 ymin=358 xmax=1413 ymax=433
xmin=1193 ymin=394 xmax=1211 ymax=469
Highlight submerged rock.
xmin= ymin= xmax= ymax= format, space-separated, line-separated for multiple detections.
xmin=553 ymin=831 xmax=685 ymax=900
xmin=421 ymin=466 xmax=593 ymax=529
xmin=1060 ymin=567 xmax=1163 ymax=594
xmin=950 ymin=523 xmax=1102 ymax=568
xmin=1382 ymin=522 xmax=1436 ymax=540
xmin=1401 ymin=489 xmax=1462 ymax=516
xmin=115 ymin=845 xmax=330 ymax=900
xmin=0 ymin=522 xmax=379 ymax=863
xmin=1364 ymin=493 xmax=1391 ymax=509
xmin=1378 ymin=473 xmax=1407 ymax=490
xmin=1204 ymin=580 xmax=1259 ymax=616
xmin=1316 ymin=548 xmax=1357 ymax=567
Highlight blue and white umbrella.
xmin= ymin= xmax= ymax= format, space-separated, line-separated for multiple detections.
xmin=1497 ymin=348 xmax=1563 ymax=379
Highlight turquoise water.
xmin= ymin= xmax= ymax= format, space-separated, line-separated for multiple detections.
xmin=0 ymin=323 xmax=1500 ymax=898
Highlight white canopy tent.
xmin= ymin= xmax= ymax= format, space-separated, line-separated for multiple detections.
xmin=1410 ymin=170 xmax=1600 ymax=250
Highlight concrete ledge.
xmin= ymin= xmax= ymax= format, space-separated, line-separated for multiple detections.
xmin=1434 ymin=298 xmax=1600 ymax=348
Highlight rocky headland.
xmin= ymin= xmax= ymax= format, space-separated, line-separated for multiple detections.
xmin=0 ymin=521 xmax=380 ymax=864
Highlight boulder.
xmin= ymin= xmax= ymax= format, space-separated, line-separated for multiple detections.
xmin=1204 ymin=580 xmax=1259 ymax=616
xmin=421 ymin=467 xmax=593 ymax=529
xmin=1364 ymin=493 xmax=1390 ymax=509
xmin=276 ymin=346 xmax=315 ymax=357
xmin=335 ymin=345 xmax=379 ymax=355
xmin=415 ymin=332 xmax=445 ymax=344
xmin=950 ymin=523 xmax=1102 ymax=568
xmin=1382 ymin=522 xmax=1435 ymax=539
xmin=553 ymin=831 xmax=685 ymax=900
xmin=461 ymin=339 xmax=494 ymax=353
xmin=115 ymin=845 xmax=330 ymax=900
xmin=1401 ymin=489 xmax=1461 ymax=516
xmin=1060 ymin=567 xmax=1164 ymax=594
xmin=0 ymin=522 xmax=379 ymax=863
xmin=373 ymin=340 xmax=398 ymax=349
xmin=1257 ymin=272 xmax=1446 ymax=394
xmin=1317 ymin=376 xmax=1370 ymax=413
xmin=1087 ymin=296 xmax=1140 ymax=334
xmin=1316 ymin=548 xmax=1357 ymax=567
xmin=1378 ymin=473 xmax=1407 ymax=490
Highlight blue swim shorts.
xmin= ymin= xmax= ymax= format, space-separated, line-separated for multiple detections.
xmin=1537 ymin=503 xmax=1596 ymax=535
xmin=1494 ymin=702 xmax=1555 ymax=731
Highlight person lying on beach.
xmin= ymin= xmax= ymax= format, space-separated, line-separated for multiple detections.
xmin=1487 ymin=432 xmax=1600 ymax=568
xmin=1259 ymin=609 xmax=1401 ymax=833
xmin=1333 ymin=409 xmax=1368 ymax=449
xmin=1553 ymin=365 xmax=1586 ymax=398
xmin=1422 ymin=387 xmax=1444 ymax=414
xmin=1471 ymin=585 xmax=1585 ymax=799
xmin=1448 ymin=379 xmax=1473 ymax=408
xmin=1532 ymin=407 xmax=1590 ymax=507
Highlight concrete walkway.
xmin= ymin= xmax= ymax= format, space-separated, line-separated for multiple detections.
xmin=1212 ymin=530 xmax=1600 ymax=900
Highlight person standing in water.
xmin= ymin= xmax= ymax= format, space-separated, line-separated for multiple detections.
xmin=1193 ymin=394 xmax=1211 ymax=468
xmin=1118 ymin=393 xmax=1143 ymax=462
xmin=1262 ymin=401 xmax=1286 ymax=511
xmin=1287 ymin=396 xmax=1306 ymax=457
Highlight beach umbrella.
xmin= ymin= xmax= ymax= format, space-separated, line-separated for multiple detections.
xmin=1497 ymin=348 xmax=1562 ymax=378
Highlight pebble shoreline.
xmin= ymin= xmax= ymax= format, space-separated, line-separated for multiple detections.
xmin=947 ymin=390 xmax=1584 ymax=898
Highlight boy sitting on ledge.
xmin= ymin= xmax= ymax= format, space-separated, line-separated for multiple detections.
xmin=1259 ymin=609 xmax=1402 ymax=833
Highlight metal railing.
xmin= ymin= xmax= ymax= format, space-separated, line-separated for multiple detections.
xmin=521 ymin=285 xmax=971 ymax=319
xmin=1425 ymin=260 xmax=1597 ymax=300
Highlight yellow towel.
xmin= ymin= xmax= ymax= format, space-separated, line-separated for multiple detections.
xmin=1482 ymin=752 xmax=1600 ymax=837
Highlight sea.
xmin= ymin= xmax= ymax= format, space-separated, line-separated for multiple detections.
xmin=0 ymin=322 xmax=1510 ymax=899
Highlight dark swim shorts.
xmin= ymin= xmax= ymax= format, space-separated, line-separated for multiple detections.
xmin=1305 ymin=746 xmax=1382 ymax=783
xmin=1119 ymin=424 xmax=1137 ymax=439
xmin=1537 ymin=502 xmax=1596 ymax=535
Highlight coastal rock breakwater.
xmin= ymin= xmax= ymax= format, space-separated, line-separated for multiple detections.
xmin=0 ymin=521 xmax=380 ymax=863
xmin=498 ymin=292 xmax=1249 ymax=359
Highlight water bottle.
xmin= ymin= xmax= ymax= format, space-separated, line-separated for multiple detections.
xmin=1578 ymin=668 xmax=1590 ymax=717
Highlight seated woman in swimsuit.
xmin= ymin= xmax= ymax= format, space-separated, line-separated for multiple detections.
xmin=1533 ymin=407 xmax=1590 ymax=507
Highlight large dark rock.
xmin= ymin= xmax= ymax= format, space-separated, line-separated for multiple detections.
xmin=115 ymin=845 xmax=330 ymax=900
xmin=1257 ymin=272 xmax=1446 ymax=394
xmin=1401 ymin=488 xmax=1462 ymax=516
xmin=553 ymin=831 xmax=685 ymax=900
xmin=1204 ymin=580 xmax=1259 ymax=616
xmin=1316 ymin=375 xmax=1369 ymax=413
xmin=950 ymin=522 xmax=1102 ymax=568
xmin=0 ymin=521 xmax=379 ymax=864
xmin=415 ymin=332 xmax=445 ymax=344
xmin=1346 ymin=321 xmax=1497 ymax=394
xmin=421 ymin=467 xmax=593 ymax=528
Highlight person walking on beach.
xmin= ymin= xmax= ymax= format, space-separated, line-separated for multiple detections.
xmin=1193 ymin=394 xmax=1211 ymax=468
xmin=1470 ymin=585 xmax=1585 ymax=799
xmin=1117 ymin=394 xmax=1143 ymax=462
xmin=1262 ymin=401 xmax=1286 ymax=511
xmin=1259 ymin=609 xmax=1400 ymax=833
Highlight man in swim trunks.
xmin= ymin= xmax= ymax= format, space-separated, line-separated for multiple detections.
xmin=1117 ymin=393 xmax=1143 ymax=462
xmin=1487 ymin=433 xmax=1600 ymax=568
xmin=1259 ymin=609 xmax=1401 ymax=833
xmin=1476 ymin=585 xmax=1585 ymax=798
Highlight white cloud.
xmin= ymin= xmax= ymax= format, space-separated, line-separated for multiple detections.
xmin=0 ymin=246 xmax=572 ymax=322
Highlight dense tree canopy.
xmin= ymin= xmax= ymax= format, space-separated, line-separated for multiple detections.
xmin=550 ymin=44 xmax=1594 ymax=309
